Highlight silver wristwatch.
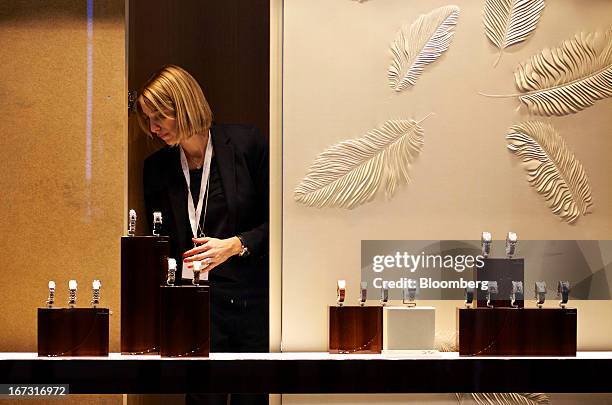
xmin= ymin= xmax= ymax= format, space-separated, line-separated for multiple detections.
xmin=237 ymin=235 xmax=250 ymax=257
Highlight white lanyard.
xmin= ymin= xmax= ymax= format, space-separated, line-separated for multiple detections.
xmin=179 ymin=131 xmax=213 ymax=240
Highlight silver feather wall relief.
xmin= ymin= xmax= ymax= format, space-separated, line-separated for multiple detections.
xmin=388 ymin=5 xmax=460 ymax=92
xmin=483 ymin=0 xmax=545 ymax=66
xmin=294 ymin=118 xmax=428 ymax=209
xmin=515 ymin=29 xmax=612 ymax=116
xmin=507 ymin=121 xmax=593 ymax=224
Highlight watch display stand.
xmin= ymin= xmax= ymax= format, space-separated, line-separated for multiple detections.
xmin=37 ymin=307 xmax=109 ymax=357
xmin=160 ymin=284 xmax=210 ymax=357
xmin=329 ymin=306 xmax=382 ymax=354
xmin=120 ymin=235 xmax=169 ymax=354
xmin=382 ymin=306 xmax=435 ymax=352
xmin=476 ymin=258 xmax=524 ymax=308
xmin=457 ymin=307 xmax=577 ymax=356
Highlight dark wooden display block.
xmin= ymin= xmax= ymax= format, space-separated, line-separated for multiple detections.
xmin=121 ymin=236 xmax=169 ymax=354
xmin=457 ymin=307 xmax=577 ymax=356
xmin=38 ymin=308 xmax=109 ymax=357
xmin=476 ymin=258 xmax=524 ymax=308
xmin=160 ymin=285 xmax=210 ymax=357
xmin=329 ymin=306 xmax=382 ymax=354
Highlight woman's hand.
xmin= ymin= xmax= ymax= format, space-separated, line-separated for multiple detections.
xmin=182 ymin=236 xmax=242 ymax=272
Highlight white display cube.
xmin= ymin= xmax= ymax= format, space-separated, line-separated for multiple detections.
xmin=382 ymin=306 xmax=435 ymax=352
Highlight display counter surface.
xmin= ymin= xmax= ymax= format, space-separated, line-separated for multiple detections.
xmin=2 ymin=351 xmax=612 ymax=393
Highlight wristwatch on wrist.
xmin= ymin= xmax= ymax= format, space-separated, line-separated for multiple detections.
xmin=236 ymin=235 xmax=250 ymax=257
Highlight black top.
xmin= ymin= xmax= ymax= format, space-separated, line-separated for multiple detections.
xmin=188 ymin=157 xmax=234 ymax=284
xmin=188 ymin=156 xmax=229 ymax=237
xmin=143 ymin=124 xmax=269 ymax=296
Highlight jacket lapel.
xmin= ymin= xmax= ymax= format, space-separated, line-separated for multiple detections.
xmin=211 ymin=125 xmax=237 ymax=234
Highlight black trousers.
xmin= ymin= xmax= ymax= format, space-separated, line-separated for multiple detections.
xmin=186 ymin=288 xmax=269 ymax=405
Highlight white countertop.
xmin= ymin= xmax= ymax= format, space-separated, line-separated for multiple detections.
xmin=2 ymin=351 xmax=612 ymax=361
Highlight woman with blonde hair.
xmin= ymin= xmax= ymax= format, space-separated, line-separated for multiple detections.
xmin=137 ymin=65 xmax=268 ymax=405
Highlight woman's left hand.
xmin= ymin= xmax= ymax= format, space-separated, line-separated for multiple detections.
xmin=182 ymin=236 xmax=242 ymax=272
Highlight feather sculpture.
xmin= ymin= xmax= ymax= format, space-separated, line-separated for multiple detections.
xmin=471 ymin=393 xmax=550 ymax=405
xmin=388 ymin=5 xmax=460 ymax=92
xmin=483 ymin=0 xmax=545 ymax=66
xmin=506 ymin=121 xmax=593 ymax=224
xmin=515 ymin=29 xmax=612 ymax=116
xmin=294 ymin=118 xmax=428 ymax=209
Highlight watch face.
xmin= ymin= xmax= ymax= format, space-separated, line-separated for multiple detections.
xmin=240 ymin=247 xmax=249 ymax=257
xmin=236 ymin=235 xmax=250 ymax=257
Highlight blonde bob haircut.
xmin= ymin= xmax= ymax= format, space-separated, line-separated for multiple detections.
xmin=136 ymin=65 xmax=213 ymax=144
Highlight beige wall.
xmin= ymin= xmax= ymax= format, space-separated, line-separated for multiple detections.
xmin=281 ymin=1 xmax=612 ymax=403
xmin=0 ymin=0 xmax=125 ymax=353
xmin=282 ymin=0 xmax=612 ymax=351
xmin=0 ymin=2 xmax=124 ymax=404
xmin=0 ymin=396 xmax=123 ymax=405
xmin=270 ymin=0 xmax=284 ymax=356
xmin=282 ymin=0 xmax=612 ymax=405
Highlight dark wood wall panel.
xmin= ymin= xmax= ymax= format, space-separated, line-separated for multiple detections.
xmin=129 ymin=0 xmax=269 ymax=137
xmin=128 ymin=0 xmax=270 ymax=233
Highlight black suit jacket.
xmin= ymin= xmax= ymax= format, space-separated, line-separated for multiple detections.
xmin=143 ymin=124 xmax=269 ymax=295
